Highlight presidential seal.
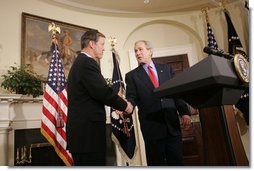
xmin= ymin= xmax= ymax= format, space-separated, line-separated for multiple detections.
xmin=233 ymin=53 xmax=249 ymax=84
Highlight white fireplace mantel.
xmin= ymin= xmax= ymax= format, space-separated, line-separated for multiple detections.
xmin=0 ymin=94 xmax=112 ymax=166
xmin=0 ymin=94 xmax=43 ymax=166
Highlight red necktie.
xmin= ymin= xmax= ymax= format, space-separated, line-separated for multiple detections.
xmin=147 ymin=65 xmax=159 ymax=88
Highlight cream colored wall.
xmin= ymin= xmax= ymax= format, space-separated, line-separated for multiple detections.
xmin=0 ymin=0 xmax=249 ymax=94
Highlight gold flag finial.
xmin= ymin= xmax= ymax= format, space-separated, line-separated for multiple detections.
xmin=48 ymin=22 xmax=61 ymax=40
xmin=108 ymin=36 xmax=117 ymax=50
xmin=221 ymin=0 xmax=228 ymax=9
xmin=201 ymin=7 xmax=210 ymax=23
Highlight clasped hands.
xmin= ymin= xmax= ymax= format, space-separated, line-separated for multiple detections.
xmin=114 ymin=99 xmax=133 ymax=115
xmin=124 ymin=100 xmax=133 ymax=114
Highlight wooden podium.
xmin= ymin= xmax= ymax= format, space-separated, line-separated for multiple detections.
xmin=154 ymin=55 xmax=249 ymax=166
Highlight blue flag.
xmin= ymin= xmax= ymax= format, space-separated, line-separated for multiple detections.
xmin=110 ymin=51 xmax=136 ymax=161
xmin=224 ymin=10 xmax=244 ymax=56
xmin=224 ymin=9 xmax=249 ymax=125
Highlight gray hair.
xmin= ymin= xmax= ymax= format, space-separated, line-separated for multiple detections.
xmin=135 ymin=40 xmax=153 ymax=50
xmin=81 ymin=29 xmax=105 ymax=49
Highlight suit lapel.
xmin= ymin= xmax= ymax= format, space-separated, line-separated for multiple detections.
xmin=155 ymin=63 xmax=168 ymax=85
xmin=136 ymin=65 xmax=155 ymax=90
xmin=155 ymin=63 xmax=161 ymax=86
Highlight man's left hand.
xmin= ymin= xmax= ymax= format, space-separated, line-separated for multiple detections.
xmin=181 ymin=115 xmax=192 ymax=129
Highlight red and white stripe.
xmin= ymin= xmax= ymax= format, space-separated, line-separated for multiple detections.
xmin=41 ymin=84 xmax=73 ymax=166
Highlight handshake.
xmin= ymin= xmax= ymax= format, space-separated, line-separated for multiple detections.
xmin=124 ymin=99 xmax=133 ymax=114
xmin=114 ymin=99 xmax=133 ymax=115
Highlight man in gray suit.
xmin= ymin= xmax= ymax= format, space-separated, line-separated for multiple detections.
xmin=66 ymin=30 xmax=133 ymax=166
xmin=125 ymin=40 xmax=191 ymax=166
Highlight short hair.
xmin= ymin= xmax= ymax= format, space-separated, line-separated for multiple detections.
xmin=134 ymin=40 xmax=153 ymax=50
xmin=81 ymin=29 xmax=105 ymax=49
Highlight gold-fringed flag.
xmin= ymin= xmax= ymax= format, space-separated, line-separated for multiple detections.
xmin=41 ymin=23 xmax=73 ymax=166
xmin=110 ymin=50 xmax=136 ymax=163
xmin=224 ymin=9 xmax=249 ymax=125
xmin=224 ymin=9 xmax=245 ymax=56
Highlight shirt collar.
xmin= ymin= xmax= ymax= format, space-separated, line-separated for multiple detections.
xmin=142 ymin=61 xmax=155 ymax=69
xmin=81 ymin=51 xmax=92 ymax=58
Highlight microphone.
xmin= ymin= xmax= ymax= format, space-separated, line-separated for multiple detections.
xmin=203 ymin=47 xmax=234 ymax=59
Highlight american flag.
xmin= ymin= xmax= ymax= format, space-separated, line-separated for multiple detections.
xmin=207 ymin=22 xmax=218 ymax=49
xmin=110 ymin=51 xmax=136 ymax=162
xmin=41 ymin=42 xmax=73 ymax=166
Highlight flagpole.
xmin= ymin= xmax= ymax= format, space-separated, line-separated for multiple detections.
xmin=202 ymin=7 xmax=219 ymax=50
xmin=201 ymin=7 xmax=209 ymax=24
xmin=41 ymin=22 xmax=73 ymax=166
xmin=48 ymin=23 xmax=64 ymax=128
xmin=108 ymin=36 xmax=125 ymax=97
xmin=108 ymin=36 xmax=136 ymax=166
xmin=109 ymin=37 xmax=130 ymax=137
xmin=221 ymin=0 xmax=227 ymax=9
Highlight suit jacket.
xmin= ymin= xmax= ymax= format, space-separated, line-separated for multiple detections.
xmin=125 ymin=62 xmax=190 ymax=140
xmin=66 ymin=53 xmax=127 ymax=153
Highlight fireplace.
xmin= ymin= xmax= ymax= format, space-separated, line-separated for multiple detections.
xmin=14 ymin=128 xmax=65 ymax=166
xmin=0 ymin=94 xmax=116 ymax=166
xmin=14 ymin=126 xmax=116 ymax=166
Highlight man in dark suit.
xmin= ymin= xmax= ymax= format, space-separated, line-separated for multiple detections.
xmin=66 ymin=30 xmax=133 ymax=166
xmin=125 ymin=40 xmax=191 ymax=166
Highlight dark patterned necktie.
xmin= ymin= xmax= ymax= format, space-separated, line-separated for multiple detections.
xmin=147 ymin=65 xmax=159 ymax=88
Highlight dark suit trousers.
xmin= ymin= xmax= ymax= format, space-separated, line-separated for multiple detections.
xmin=72 ymin=152 xmax=106 ymax=166
xmin=144 ymin=135 xmax=184 ymax=166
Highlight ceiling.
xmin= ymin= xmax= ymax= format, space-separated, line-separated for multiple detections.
xmin=46 ymin=0 xmax=241 ymax=17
